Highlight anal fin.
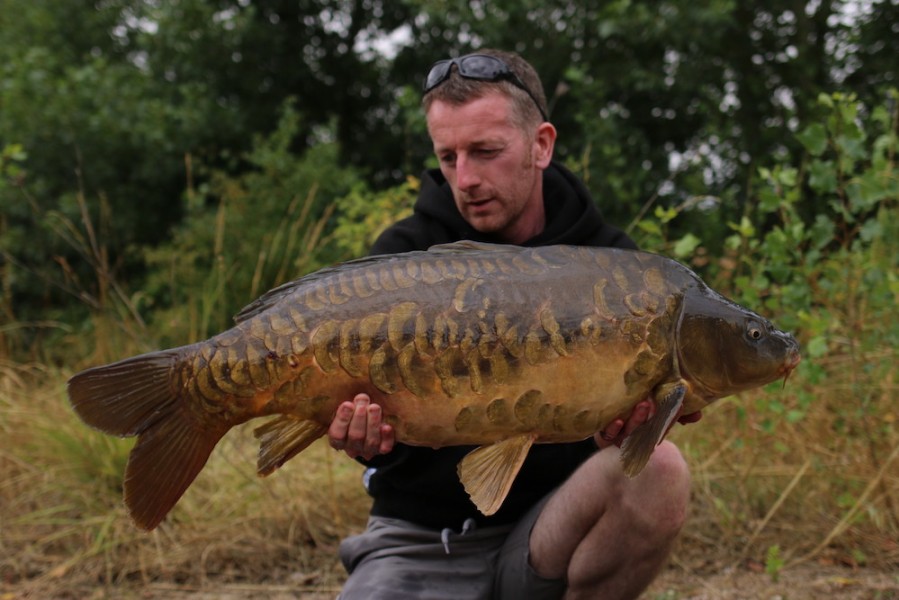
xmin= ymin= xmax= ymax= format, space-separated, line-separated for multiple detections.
xmin=457 ymin=434 xmax=536 ymax=516
xmin=254 ymin=415 xmax=327 ymax=476
xmin=620 ymin=383 xmax=686 ymax=478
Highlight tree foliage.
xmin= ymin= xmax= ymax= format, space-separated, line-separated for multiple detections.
xmin=0 ymin=0 xmax=896 ymax=359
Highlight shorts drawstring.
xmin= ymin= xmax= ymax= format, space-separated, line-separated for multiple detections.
xmin=440 ymin=517 xmax=478 ymax=554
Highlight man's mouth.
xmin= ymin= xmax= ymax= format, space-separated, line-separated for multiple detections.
xmin=466 ymin=197 xmax=494 ymax=208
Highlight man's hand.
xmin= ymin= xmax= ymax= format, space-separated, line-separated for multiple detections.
xmin=595 ymin=399 xmax=703 ymax=450
xmin=327 ymin=393 xmax=395 ymax=460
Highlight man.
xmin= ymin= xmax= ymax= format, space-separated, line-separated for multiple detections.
xmin=328 ymin=49 xmax=699 ymax=599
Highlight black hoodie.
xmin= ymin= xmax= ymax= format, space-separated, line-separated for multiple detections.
xmin=371 ymin=162 xmax=636 ymax=254
xmin=363 ymin=162 xmax=637 ymax=530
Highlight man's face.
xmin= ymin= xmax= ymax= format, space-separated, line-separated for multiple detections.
xmin=426 ymin=92 xmax=555 ymax=244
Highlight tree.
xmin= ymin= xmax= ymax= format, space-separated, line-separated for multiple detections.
xmin=1 ymin=0 xmax=896 ymax=359
xmin=0 ymin=0 xmax=415 ymax=346
xmin=397 ymin=0 xmax=896 ymax=235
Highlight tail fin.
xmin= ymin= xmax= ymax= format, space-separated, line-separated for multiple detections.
xmin=67 ymin=349 xmax=228 ymax=530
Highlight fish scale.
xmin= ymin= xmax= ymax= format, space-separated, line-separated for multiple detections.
xmin=67 ymin=241 xmax=800 ymax=530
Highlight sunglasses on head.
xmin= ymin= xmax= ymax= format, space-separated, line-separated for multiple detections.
xmin=423 ymin=54 xmax=549 ymax=122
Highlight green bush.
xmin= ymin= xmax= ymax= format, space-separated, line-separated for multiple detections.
xmin=140 ymin=101 xmax=365 ymax=346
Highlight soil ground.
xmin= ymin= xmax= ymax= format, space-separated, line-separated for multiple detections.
xmin=3 ymin=563 xmax=897 ymax=599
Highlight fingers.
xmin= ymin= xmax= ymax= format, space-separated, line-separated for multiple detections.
xmin=327 ymin=393 xmax=395 ymax=460
xmin=623 ymin=399 xmax=654 ymax=435
xmin=348 ymin=395 xmax=374 ymax=449
xmin=327 ymin=400 xmax=356 ymax=450
xmin=678 ymin=410 xmax=702 ymax=425
xmin=378 ymin=420 xmax=396 ymax=456
xmin=595 ymin=418 xmax=624 ymax=449
xmin=596 ymin=401 xmax=705 ymax=450
xmin=596 ymin=399 xmax=655 ymax=449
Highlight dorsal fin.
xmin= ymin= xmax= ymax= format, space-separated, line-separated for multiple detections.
xmin=428 ymin=241 xmax=520 ymax=254
xmin=232 ymin=253 xmax=405 ymax=323
xmin=233 ymin=242 xmax=518 ymax=323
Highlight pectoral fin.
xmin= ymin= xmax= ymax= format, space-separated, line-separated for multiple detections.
xmin=254 ymin=415 xmax=327 ymax=476
xmin=457 ymin=434 xmax=537 ymax=516
xmin=620 ymin=383 xmax=686 ymax=478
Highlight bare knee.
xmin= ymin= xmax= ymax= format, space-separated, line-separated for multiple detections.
xmin=555 ymin=443 xmax=691 ymax=596
xmin=623 ymin=441 xmax=691 ymax=538
xmin=645 ymin=441 xmax=690 ymax=488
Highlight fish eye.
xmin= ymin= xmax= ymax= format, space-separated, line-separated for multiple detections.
xmin=747 ymin=321 xmax=765 ymax=340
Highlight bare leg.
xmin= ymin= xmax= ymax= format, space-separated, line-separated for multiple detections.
xmin=528 ymin=441 xmax=691 ymax=599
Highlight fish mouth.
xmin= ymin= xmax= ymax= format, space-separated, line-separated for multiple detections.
xmin=780 ymin=348 xmax=802 ymax=388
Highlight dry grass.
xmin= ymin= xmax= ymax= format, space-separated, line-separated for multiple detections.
xmin=673 ymin=353 xmax=899 ymax=569
xmin=1 ymin=346 xmax=896 ymax=599
xmin=0 ymin=360 xmax=370 ymax=598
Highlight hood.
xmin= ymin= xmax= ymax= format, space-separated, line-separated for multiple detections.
xmin=414 ymin=161 xmax=633 ymax=248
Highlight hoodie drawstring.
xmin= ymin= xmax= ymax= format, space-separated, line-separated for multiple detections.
xmin=440 ymin=518 xmax=477 ymax=554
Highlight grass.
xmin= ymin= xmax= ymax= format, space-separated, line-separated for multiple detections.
xmin=679 ymin=353 xmax=898 ymax=563
xmin=1 ymin=338 xmax=896 ymax=598
xmin=0 ymin=359 xmax=371 ymax=597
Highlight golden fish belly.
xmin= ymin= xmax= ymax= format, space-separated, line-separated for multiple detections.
xmin=246 ymin=301 xmax=668 ymax=448
xmin=378 ymin=337 xmax=653 ymax=446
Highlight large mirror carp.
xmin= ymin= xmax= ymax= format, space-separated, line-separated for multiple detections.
xmin=68 ymin=242 xmax=801 ymax=530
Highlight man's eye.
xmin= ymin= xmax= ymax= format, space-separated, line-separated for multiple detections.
xmin=477 ymin=148 xmax=499 ymax=157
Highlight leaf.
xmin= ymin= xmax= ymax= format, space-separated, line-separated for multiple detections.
xmin=563 ymin=66 xmax=586 ymax=83
xmin=859 ymin=219 xmax=883 ymax=243
xmin=653 ymin=205 xmax=679 ymax=224
xmin=809 ymin=215 xmax=836 ymax=250
xmin=636 ymin=219 xmax=662 ymax=236
xmin=837 ymin=133 xmax=867 ymax=164
xmin=806 ymin=336 xmax=828 ymax=358
xmin=846 ymin=170 xmax=892 ymax=212
xmin=777 ymin=167 xmax=799 ymax=187
xmin=727 ymin=216 xmax=755 ymax=238
xmin=765 ymin=544 xmax=785 ymax=582
xmin=758 ymin=188 xmax=782 ymax=213
xmin=672 ymin=233 xmax=701 ymax=258
xmin=817 ymin=92 xmax=835 ymax=108
xmin=725 ymin=233 xmax=743 ymax=251
xmin=808 ymin=159 xmax=837 ymax=193
xmin=786 ymin=409 xmax=805 ymax=423
xmin=797 ymin=123 xmax=828 ymax=156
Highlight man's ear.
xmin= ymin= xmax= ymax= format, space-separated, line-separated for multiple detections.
xmin=533 ymin=122 xmax=557 ymax=169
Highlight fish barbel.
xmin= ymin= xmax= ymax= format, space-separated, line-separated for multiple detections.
xmin=68 ymin=242 xmax=801 ymax=530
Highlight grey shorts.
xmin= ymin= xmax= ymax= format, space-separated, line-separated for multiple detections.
xmin=337 ymin=495 xmax=565 ymax=600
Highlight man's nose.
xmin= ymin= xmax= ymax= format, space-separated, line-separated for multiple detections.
xmin=455 ymin=155 xmax=481 ymax=191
